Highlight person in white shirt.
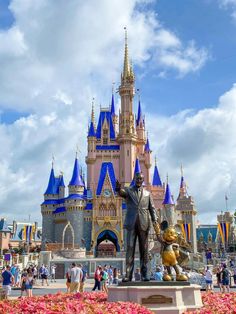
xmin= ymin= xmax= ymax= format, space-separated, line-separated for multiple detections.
xmin=69 ymin=263 xmax=83 ymax=293
xmin=50 ymin=264 xmax=56 ymax=282
xmin=205 ymin=266 xmax=213 ymax=291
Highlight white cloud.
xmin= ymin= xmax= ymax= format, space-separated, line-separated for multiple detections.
xmin=219 ymin=0 xmax=236 ymax=21
xmin=148 ymin=83 xmax=236 ymax=223
xmin=0 ymin=0 xmax=210 ymax=223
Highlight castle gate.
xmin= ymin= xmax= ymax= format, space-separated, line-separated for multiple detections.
xmin=96 ymin=230 xmax=120 ymax=257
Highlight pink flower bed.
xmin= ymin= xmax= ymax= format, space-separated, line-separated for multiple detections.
xmin=185 ymin=292 xmax=236 ymax=314
xmin=0 ymin=292 xmax=153 ymax=314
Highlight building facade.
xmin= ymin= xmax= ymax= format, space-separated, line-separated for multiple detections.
xmin=41 ymin=33 xmax=198 ymax=256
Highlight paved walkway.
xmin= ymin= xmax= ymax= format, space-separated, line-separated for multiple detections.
xmin=8 ymin=279 xmax=96 ymax=300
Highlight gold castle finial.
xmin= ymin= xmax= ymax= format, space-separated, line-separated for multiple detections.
xmin=166 ymin=173 xmax=169 ymax=184
xmin=155 ymin=155 xmax=157 ymax=166
xmin=123 ymin=27 xmax=130 ymax=80
xmin=91 ymin=98 xmax=95 ymax=125
xmin=112 ymin=82 xmax=115 ymax=94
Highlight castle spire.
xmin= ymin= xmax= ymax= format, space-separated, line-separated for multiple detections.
xmin=69 ymin=156 xmax=84 ymax=186
xmin=144 ymin=132 xmax=151 ymax=153
xmin=122 ymin=27 xmax=130 ymax=81
xmin=91 ymin=98 xmax=96 ymax=128
xmin=163 ymin=176 xmax=174 ymax=205
xmin=178 ymin=164 xmax=187 ymax=198
xmin=44 ymin=166 xmax=55 ymax=195
xmin=130 ymin=157 xmax=142 ymax=186
xmin=152 ymin=156 xmax=162 ymax=186
xmin=110 ymin=89 xmax=115 ymax=116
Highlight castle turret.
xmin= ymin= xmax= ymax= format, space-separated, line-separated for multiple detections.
xmin=163 ymin=178 xmax=175 ymax=225
xmin=176 ymin=167 xmax=197 ymax=253
xmin=117 ymin=28 xmax=137 ymax=185
xmin=130 ymin=157 xmax=141 ymax=186
xmin=58 ymin=173 xmax=65 ymax=199
xmin=68 ymin=156 xmax=85 ymax=195
xmin=110 ymin=91 xmax=118 ymax=132
xmin=41 ymin=162 xmax=57 ymax=246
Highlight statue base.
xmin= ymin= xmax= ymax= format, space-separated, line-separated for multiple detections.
xmin=108 ymin=281 xmax=202 ymax=314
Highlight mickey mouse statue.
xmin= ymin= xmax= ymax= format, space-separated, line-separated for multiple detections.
xmin=153 ymin=220 xmax=188 ymax=281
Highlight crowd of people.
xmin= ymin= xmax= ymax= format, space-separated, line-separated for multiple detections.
xmin=1 ymin=259 xmax=236 ymax=299
xmin=0 ymin=263 xmax=57 ymax=300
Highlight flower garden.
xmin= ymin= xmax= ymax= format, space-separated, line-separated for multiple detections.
xmin=0 ymin=292 xmax=153 ymax=314
xmin=184 ymin=292 xmax=236 ymax=314
xmin=0 ymin=291 xmax=236 ymax=313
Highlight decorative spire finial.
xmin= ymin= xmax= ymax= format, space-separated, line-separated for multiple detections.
xmin=137 ymin=88 xmax=140 ymax=101
xmin=76 ymin=144 xmax=81 ymax=159
xmin=155 ymin=155 xmax=157 ymax=166
xmin=112 ymin=82 xmax=115 ymax=94
xmin=91 ymin=98 xmax=95 ymax=124
xmin=52 ymin=154 xmax=55 ymax=169
xmin=123 ymin=26 xmax=130 ymax=80
xmin=181 ymin=164 xmax=183 ymax=177
xmin=166 ymin=173 xmax=169 ymax=184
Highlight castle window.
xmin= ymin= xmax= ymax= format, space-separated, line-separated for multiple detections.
xmin=103 ymin=129 xmax=108 ymax=135
xmin=99 ymin=203 xmax=106 ymax=217
xmin=127 ymin=150 xmax=129 ymax=156
xmin=103 ymin=138 xmax=108 ymax=144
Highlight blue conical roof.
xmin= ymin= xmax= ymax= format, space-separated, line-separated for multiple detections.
xmin=144 ymin=138 xmax=151 ymax=153
xmin=152 ymin=165 xmax=162 ymax=186
xmin=69 ymin=158 xmax=85 ymax=186
xmin=180 ymin=176 xmax=184 ymax=188
xmin=136 ymin=100 xmax=142 ymax=126
xmin=44 ymin=168 xmax=56 ymax=194
xmin=134 ymin=157 xmax=141 ymax=174
xmin=111 ymin=94 xmax=115 ymax=116
xmin=163 ymin=183 xmax=175 ymax=205
xmin=88 ymin=121 xmax=96 ymax=137
xmin=59 ymin=175 xmax=65 ymax=187
xmin=130 ymin=158 xmax=142 ymax=186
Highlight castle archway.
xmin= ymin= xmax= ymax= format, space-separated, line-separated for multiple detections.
xmin=62 ymin=222 xmax=75 ymax=249
xmin=95 ymin=230 xmax=120 ymax=257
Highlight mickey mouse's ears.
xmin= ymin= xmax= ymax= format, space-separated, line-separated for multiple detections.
xmin=160 ymin=220 xmax=169 ymax=230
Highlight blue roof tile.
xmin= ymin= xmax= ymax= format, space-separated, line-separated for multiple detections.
xmin=41 ymin=199 xmax=59 ymax=205
xmin=96 ymin=110 xmax=115 ymax=140
xmin=163 ymin=183 xmax=175 ymax=205
xmin=110 ymin=94 xmax=115 ymax=116
xmin=53 ymin=207 xmax=66 ymax=214
xmin=152 ymin=165 xmax=162 ymax=186
xmin=144 ymin=138 xmax=151 ymax=153
xmin=88 ymin=121 xmax=96 ymax=137
xmin=69 ymin=158 xmax=84 ymax=186
xmin=84 ymin=203 xmax=93 ymax=210
xmin=96 ymin=162 xmax=116 ymax=195
xmin=44 ymin=168 xmax=56 ymax=194
xmin=66 ymin=194 xmax=85 ymax=200
xmin=130 ymin=158 xmax=142 ymax=186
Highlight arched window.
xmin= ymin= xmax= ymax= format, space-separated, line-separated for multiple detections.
xmin=99 ymin=203 xmax=106 ymax=216
xmin=109 ymin=203 xmax=116 ymax=217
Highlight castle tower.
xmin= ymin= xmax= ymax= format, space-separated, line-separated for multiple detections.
xmin=117 ymin=29 xmax=137 ymax=185
xmin=41 ymin=162 xmax=57 ymax=245
xmin=64 ymin=155 xmax=85 ymax=246
xmin=175 ymin=167 xmax=197 ymax=253
xmin=87 ymin=104 xmax=96 ymax=191
xmin=150 ymin=157 xmax=165 ymax=218
xmin=162 ymin=178 xmax=175 ymax=226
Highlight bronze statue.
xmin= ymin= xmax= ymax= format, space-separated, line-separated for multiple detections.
xmin=116 ymin=172 xmax=159 ymax=281
xmin=153 ymin=221 xmax=188 ymax=281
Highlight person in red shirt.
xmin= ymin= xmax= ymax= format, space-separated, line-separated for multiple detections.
xmin=92 ymin=265 xmax=102 ymax=291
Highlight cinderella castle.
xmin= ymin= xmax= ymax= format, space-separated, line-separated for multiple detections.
xmin=41 ymin=32 xmax=198 ymax=257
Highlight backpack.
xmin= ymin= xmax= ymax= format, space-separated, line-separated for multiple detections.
xmin=102 ymin=271 xmax=108 ymax=280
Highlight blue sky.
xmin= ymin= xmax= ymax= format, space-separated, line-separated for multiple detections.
xmin=0 ymin=0 xmax=236 ymax=223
